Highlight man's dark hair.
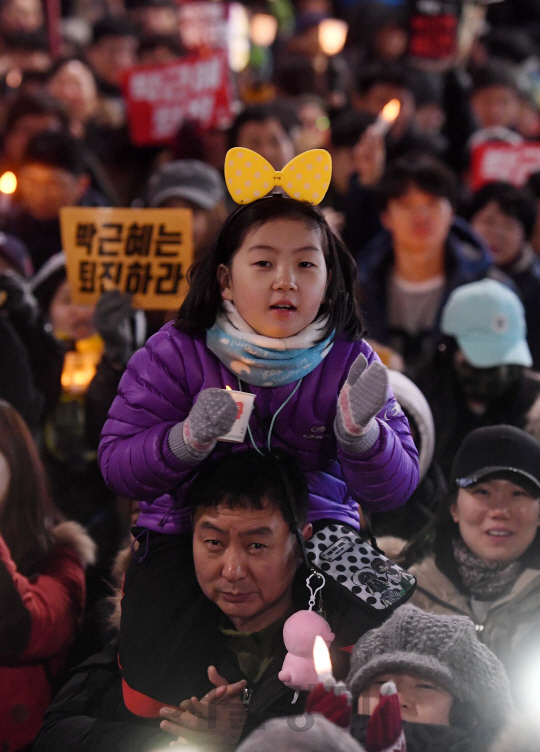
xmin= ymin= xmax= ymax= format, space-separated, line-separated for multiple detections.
xmin=176 ymin=194 xmax=365 ymax=342
xmin=467 ymin=181 xmax=537 ymax=240
xmin=91 ymin=15 xmax=138 ymax=45
xmin=355 ymin=61 xmax=413 ymax=98
xmin=1 ymin=30 xmax=49 ymax=52
xmin=22 ymin=130 xmax=86 ymax=176
xmin=5 ymin=91 xmax=69 ymax=135
xmin=229 ymin=104 xmax=299 ymax=149
xmin=186 ymin=450 xmax=310 ymax=529
xmin=330 ymin=110 xmax=375 ymax=149
xmin=471 ymin=61 xmax=520 ymax=95
xmin=377 ymin=154 xmax=459 ymax=210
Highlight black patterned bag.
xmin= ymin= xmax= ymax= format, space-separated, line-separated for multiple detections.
xmin=305 ymin=523 xmax=416 ymax=614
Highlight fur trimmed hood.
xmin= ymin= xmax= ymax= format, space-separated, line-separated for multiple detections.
xmin=52 ymin=521 xmax=96 ymax=569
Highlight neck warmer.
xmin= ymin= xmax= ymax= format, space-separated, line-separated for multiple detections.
xmin=206 ymin=301 xmax=334 ymax=387
xmin=452 ymin=538 xmax=523 ymax=601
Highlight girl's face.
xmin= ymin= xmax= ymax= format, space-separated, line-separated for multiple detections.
xmin=357 ymin=673 xmax=453 ymax=726
xmin=451 ymin=479 xmax=540 ymax=563
xmin=218 ymin=218 xmax=328 ymax=338
xmin=49 ymin=280 xmax=96 ymax=341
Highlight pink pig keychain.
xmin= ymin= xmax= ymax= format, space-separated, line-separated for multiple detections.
xmin=279 ymin=572 xmax=335 ymax=692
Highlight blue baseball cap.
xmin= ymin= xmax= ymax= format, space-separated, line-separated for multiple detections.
xmin=441 ymin=278 xmax=532 ymax=368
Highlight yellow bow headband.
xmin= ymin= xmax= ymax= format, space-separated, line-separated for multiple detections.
xmin=224 ymin=147 xmax=332 ymax=206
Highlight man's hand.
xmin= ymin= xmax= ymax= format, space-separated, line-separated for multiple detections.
xmin=159 ymin=666 xmax=248 ymax=750
xmin=353 ymin=126 xmax=386 ymax=187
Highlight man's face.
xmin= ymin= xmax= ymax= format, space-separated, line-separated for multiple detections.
xmin=471 ymin=85 xmax=520 ymax=130
xmin=4 ymin=114 xmax=64 ymax=165
xmin=382 ymin=185 xmax=453 ymax=257
xmin=86 ymin=34 xmax=137 ymax=88
xmin=471 ymin=200 xmax=525 ymax=266
xmin=235 ymin=119 xmax=295 ymax=171
xmin=17 ymin=163 xmax=88 ymax=220
xmin=357 ymin=673 xmax=454 ymax=726
xmin=193 ymin=500 xmax=311 ymax=633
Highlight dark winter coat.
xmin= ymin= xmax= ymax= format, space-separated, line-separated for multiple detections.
xmin=411 ymin=348 xmax=540 ymax=480
xmin=34 ymin=566 xmax=386 ymax=752
xmin=356 ymin=217 xmax=498 ymax=366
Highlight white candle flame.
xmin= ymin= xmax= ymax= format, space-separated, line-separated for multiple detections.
xmin=313 ymin=635 xmax=333 ymax=678
xmin=381 ymin=98 xmax=401 ymax=123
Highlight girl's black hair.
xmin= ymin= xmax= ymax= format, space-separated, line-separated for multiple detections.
xmin=175 ymin=195 xmax=365 ymax=342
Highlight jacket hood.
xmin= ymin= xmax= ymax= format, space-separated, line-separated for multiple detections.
xmin=388 ymin=371 xmax=435 ymax=482
xmin=52 ymin=521 xmax=96 ymax=569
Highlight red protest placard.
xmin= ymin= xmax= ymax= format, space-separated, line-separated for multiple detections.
xmin=122 ymin=51 xmax=233 ymax=147
xmin=470 ymin=141 xmax=540 ymax=192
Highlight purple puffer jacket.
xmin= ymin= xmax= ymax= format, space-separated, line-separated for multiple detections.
xmin=98 ymin=323 xmax=419 ymax=534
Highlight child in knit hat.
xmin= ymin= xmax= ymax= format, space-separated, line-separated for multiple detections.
xmin=346 ymin=605 xmax=512 ymax=752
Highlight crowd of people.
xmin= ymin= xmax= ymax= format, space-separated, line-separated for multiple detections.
xmin=3 ymin=0 xmax=540 ymax=751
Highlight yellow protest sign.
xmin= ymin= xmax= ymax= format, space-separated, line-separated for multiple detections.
xmin=60 ymin=207 xmax=193 ymax=310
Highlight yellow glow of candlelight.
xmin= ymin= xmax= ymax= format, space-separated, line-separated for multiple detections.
xmin=225 ymin=385 xmax=232 ymax=390
xmin=313 ymin=634 xmax=333 ymax=677
xmin=250 ymin=13 xmax=278 ymax=47
xmin=318 ymin=19 xmax=348 ymax=57
xmin=0 ymin=172 xmax=17 ymax=194
xmin=381 ymin=99 xmax=401 ymax=123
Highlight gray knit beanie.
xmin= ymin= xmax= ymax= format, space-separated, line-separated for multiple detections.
xmin=347 ymin=605 xmax=512 ymax=732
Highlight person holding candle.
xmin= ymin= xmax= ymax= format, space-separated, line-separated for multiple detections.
xmin=344 ymin=605 xmax=512 ymax=752
xmin=98 ymin=161 xmax=419 ymax=709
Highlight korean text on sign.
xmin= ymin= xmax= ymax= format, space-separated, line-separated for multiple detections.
xmin=60 ymin=207 xmax=193 ymax=310
xmin=122 ymin=51 xmax=233 ymax=147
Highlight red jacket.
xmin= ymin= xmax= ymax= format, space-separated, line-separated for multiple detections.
xmin=0 ymin=521 xmax=95 ymax=752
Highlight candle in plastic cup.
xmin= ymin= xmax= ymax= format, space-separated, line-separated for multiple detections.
xmin=218 ymin=388 xmax=255 ymax=443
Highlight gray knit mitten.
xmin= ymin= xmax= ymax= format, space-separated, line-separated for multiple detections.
xmin=168 ymin=388 xmax=238 ymax=463
xmin=335 ymin=354 xmax=388 ymax=453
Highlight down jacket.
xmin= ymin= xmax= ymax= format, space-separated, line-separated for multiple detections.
xmin=98 ymin=325 xmax=419 ymax=534
xmin=0 ymin=521 xmax=95 ymax=752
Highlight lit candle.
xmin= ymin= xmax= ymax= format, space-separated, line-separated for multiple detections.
xmin=313 ymin=635 xmax=336 ymax=687
xmin=372 ymin=98 xmax=401 ymax=137
xmin=313 ymin=634 xmax=351 ymax=700
xmin=318 ymin=19 xmax=348 ymax=57
xmin=218 ymin=386 xmax=255 ymax=443
xmin=0 ymin=171 xmax=17 ymax=215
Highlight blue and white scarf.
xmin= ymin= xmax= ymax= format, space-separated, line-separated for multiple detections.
xmin=206 ymin=302 xmax=334 ymax=387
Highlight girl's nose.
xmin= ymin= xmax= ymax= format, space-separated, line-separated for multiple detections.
xmin=272 ymin=273 xmax=297 ymax=291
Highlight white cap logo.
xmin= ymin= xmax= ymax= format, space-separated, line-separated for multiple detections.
xmin=492 ymin=314 xmax=509 ymax=334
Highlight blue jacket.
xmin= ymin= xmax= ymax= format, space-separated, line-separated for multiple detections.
xmin=357 ymin=217 xmax=496 ymax=362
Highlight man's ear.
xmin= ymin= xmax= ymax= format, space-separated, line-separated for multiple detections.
xmin=217 ymin=263 xmax=233 ymax=301
xmin=302 ymin=523 xmax=313 ymax=541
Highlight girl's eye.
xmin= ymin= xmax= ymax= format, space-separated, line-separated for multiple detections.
xmin=299 ymin=261 xmax=315 ymax=268
xmin=472 ymin=488 xmax=489 ymax=496
xmin=416 ymin=683 xmax=437 ymax=691
xmin=254 ymin=260 xmax=271 ymax=267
